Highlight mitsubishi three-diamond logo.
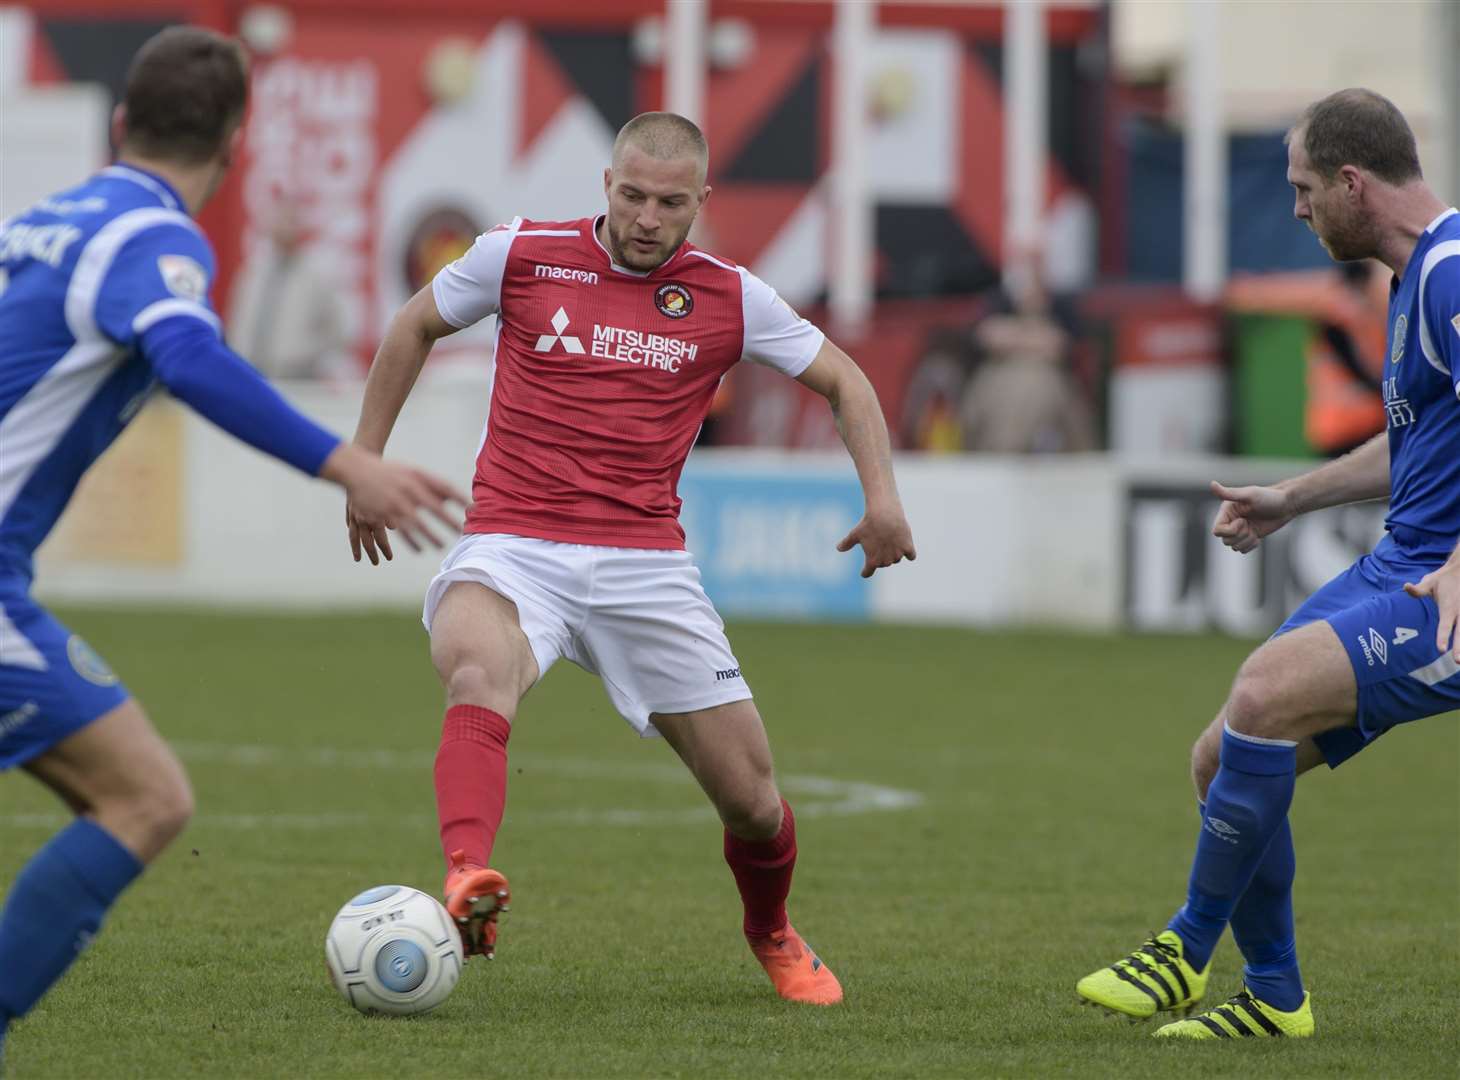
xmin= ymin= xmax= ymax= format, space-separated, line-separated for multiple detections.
xmin=534 ymin=306 xmax=584 ymax=354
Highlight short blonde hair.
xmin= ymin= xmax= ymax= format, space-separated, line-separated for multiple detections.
xmin=612 ymin=112 xmax=709 ymax=182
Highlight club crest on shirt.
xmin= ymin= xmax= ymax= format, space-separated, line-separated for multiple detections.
xmin=1451 ymin=311 xmax=1460 ymax=342
xmin=1390 ymin=313 xmax=1407 ymax=366
xmin=158 ymin=254 xmax=208 ymax=301
xmin=655 ymin=282 xmax=693 ymax=319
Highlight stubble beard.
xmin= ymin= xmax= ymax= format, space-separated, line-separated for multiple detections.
xmin=609 ymin=217 xmax=691 ymax=272
xmin=1316 ymin=206 xmax=1379 ymax=264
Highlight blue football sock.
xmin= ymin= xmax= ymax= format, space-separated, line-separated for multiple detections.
xmin=1230 ymin=814 xmax=1305 ymax=1011
xmin=0 ymin=819 xmax=143 ymax=1021
xmin=1168 ymin=726 xmax=1296 ymax=972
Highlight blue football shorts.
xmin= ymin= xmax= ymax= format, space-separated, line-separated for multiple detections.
xmin=0 ymin=581 xmax=129 ymax=771
xmin=1276 ymin=529 xmax=1460 ymax=768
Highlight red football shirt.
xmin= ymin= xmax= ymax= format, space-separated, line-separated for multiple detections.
xmin=431 ymin=215 xmax=824 ymax=549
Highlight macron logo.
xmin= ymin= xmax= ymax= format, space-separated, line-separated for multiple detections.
xmin=535 ymin=263 xmax=599 ymax=286
xmin=534 ymin=307 xmax=585 ymax=354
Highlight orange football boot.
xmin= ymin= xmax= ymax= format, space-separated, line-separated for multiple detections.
xmin=747 ymin=924 xmax=843 ymax=1005
xmin=442 ymin=849 xmax=510 ymax=960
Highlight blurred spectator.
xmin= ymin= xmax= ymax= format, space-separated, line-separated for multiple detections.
xmin=1226 ymin=260 xmax=1388 ymax=457
xmin=958 ymin=276 xmax=1097 ymax=453
xmin=227 ymin=205 xmax=347 ymax=380
xmin=899 ymin=327 xmax=977 ymax=452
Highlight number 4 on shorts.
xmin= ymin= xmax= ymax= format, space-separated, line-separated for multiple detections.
xmin=1393 ymin=626 xmax=1418 ymax=646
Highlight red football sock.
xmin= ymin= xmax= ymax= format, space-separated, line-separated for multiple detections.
xmin=723 ymin=798 xmax=797 ymax=938
xmin=434 ymin=704 xmax=511 ymax=871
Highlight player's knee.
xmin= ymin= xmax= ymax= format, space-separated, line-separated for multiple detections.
xmin=109 ymin=763 xmax=194 ymax=854
xmin=438 ymin=658 xmax=516 ymax=715
xmin=141 ymin=765 xmax=194 ymax=846
xmin=1224 ymin=663 xmax=1290 ymax=741
xmin=722 ymin=790 xmax=783 ymax=841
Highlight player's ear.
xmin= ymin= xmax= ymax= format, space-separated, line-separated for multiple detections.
xmin=224 ymin=124 xmax=245 ymax=168
xmin=698 ymin=184 xmax=712 ymax=209
xmin=110 ymin=104 xmax=128 ymax=154
xmin=1339 ymin=164 xmax=1364 ymax=200
xmin=603 ymin=167 xmax=613 ymax=196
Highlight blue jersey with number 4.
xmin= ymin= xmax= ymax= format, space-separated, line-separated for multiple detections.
xmin=1382 ymin=207 xmax=1460 ymax=557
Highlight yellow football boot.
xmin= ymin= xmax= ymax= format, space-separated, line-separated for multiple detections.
xmin=1154 ymin=987 xmax=1313 ymax=1039
xmin=1077 ymin=930 xmax=1208 ymax=1020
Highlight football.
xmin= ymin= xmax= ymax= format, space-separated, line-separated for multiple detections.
xmin=324 ymin=885 xmax=464 ymax=1016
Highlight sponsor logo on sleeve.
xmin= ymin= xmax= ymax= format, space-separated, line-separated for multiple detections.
xmin=158 ymin=254 xmax=208 ymax=301
xmin=655 ymin=282 xmax=693 ymax=319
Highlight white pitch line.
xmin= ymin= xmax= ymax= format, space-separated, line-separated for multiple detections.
xmin=0 ymin=741 xmax=923 ymax=831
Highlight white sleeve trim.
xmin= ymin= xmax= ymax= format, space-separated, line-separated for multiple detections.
xmin=687 ymin=249 xmax=737 ymax=273
xmin=431 ymin=218 xmax=521 ymax=329
xmin=737 ymin=266 xmax=824 ymax=378
xmin=65 ymin=207 xmax=201 ymax=343
xmin=1416 ymin=240 xmax=1460 ymax=377
xmin=132 ymin=298 xmax=221 ymax=336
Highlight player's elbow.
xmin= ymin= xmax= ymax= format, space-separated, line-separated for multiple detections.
xmin=828 ymin=364 xmax=878 ymax=418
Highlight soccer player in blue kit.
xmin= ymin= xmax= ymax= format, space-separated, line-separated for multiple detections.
xmin=0 ymin=28 xmax=463 ymax=1054
xmin=1078 ymin=89 xmax=1460 ymax=1039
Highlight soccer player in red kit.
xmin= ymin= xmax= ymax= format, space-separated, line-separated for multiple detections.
xmin=347 ymin=112 xmax=916 ymax=1005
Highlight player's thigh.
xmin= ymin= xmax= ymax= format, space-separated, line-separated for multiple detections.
xmin=1307 ymin=583 xmax=1460 ymax=765
xmin=23 ymin=698 xmax=192 ymax=863
xmin=1224 ymin=617 xmax=1359 ymax=743
xmin=580 ymin=549 xmax=752 ymax=737
xmin=652 ymin=698 xmax=783 ymax=838
xmin=427 ymin=582 xmax=540 ymax=716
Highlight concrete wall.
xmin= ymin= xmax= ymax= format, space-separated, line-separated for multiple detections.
xmin=34 ymin=381 xmax=1382 ymax=636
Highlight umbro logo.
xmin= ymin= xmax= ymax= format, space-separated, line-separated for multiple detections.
xmin=1203 ymin=817 xmax=1240 ymax=844
xmin=1368 ymin=627 xmax=1388 ymax=665
xmin=534 ymin=307 xmax=584 ymax=355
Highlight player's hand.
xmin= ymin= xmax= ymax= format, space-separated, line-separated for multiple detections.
xmin=1210 ymin=480 xmax=1294 ymax=554
xmin=322 ymin=444 xmax=467 ymax=564
xmin=1404 ymin=561 xmax=1460 ymax=660
xmin=837 ymin=505 xmax=916 ymax=578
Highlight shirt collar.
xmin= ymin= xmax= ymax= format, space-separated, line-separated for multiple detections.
xmin=100 ymin=164 xmax=186 ymax=213
xmin=1423 ymin=207 xmax=1458 ymax=234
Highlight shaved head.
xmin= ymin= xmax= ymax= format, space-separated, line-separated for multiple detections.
xmin=611 ymin=112 xmax=708 ymax=186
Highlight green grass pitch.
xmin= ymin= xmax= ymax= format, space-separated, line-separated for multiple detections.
xmin=2 ymin=609 xmax=1456 ymax=1078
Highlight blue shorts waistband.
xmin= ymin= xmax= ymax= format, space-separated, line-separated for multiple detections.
xmin=1385 ymin=522 xmax=1456 ymax=560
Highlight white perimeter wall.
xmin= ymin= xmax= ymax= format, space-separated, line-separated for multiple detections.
xmin=35 ymin=380 xmax=1365 ymax=635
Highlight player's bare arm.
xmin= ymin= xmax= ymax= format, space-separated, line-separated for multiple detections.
xmin=347 ymin=284 xmax=462 ymax=564
xmin=795 ymin=340 xmax=916 ymax=577
xmin=1212 ymin=432 xmax=1390 ymax=554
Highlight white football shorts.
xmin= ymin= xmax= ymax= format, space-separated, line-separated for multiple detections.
xmin=422 ymin=533 xmax=751 ymax=736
